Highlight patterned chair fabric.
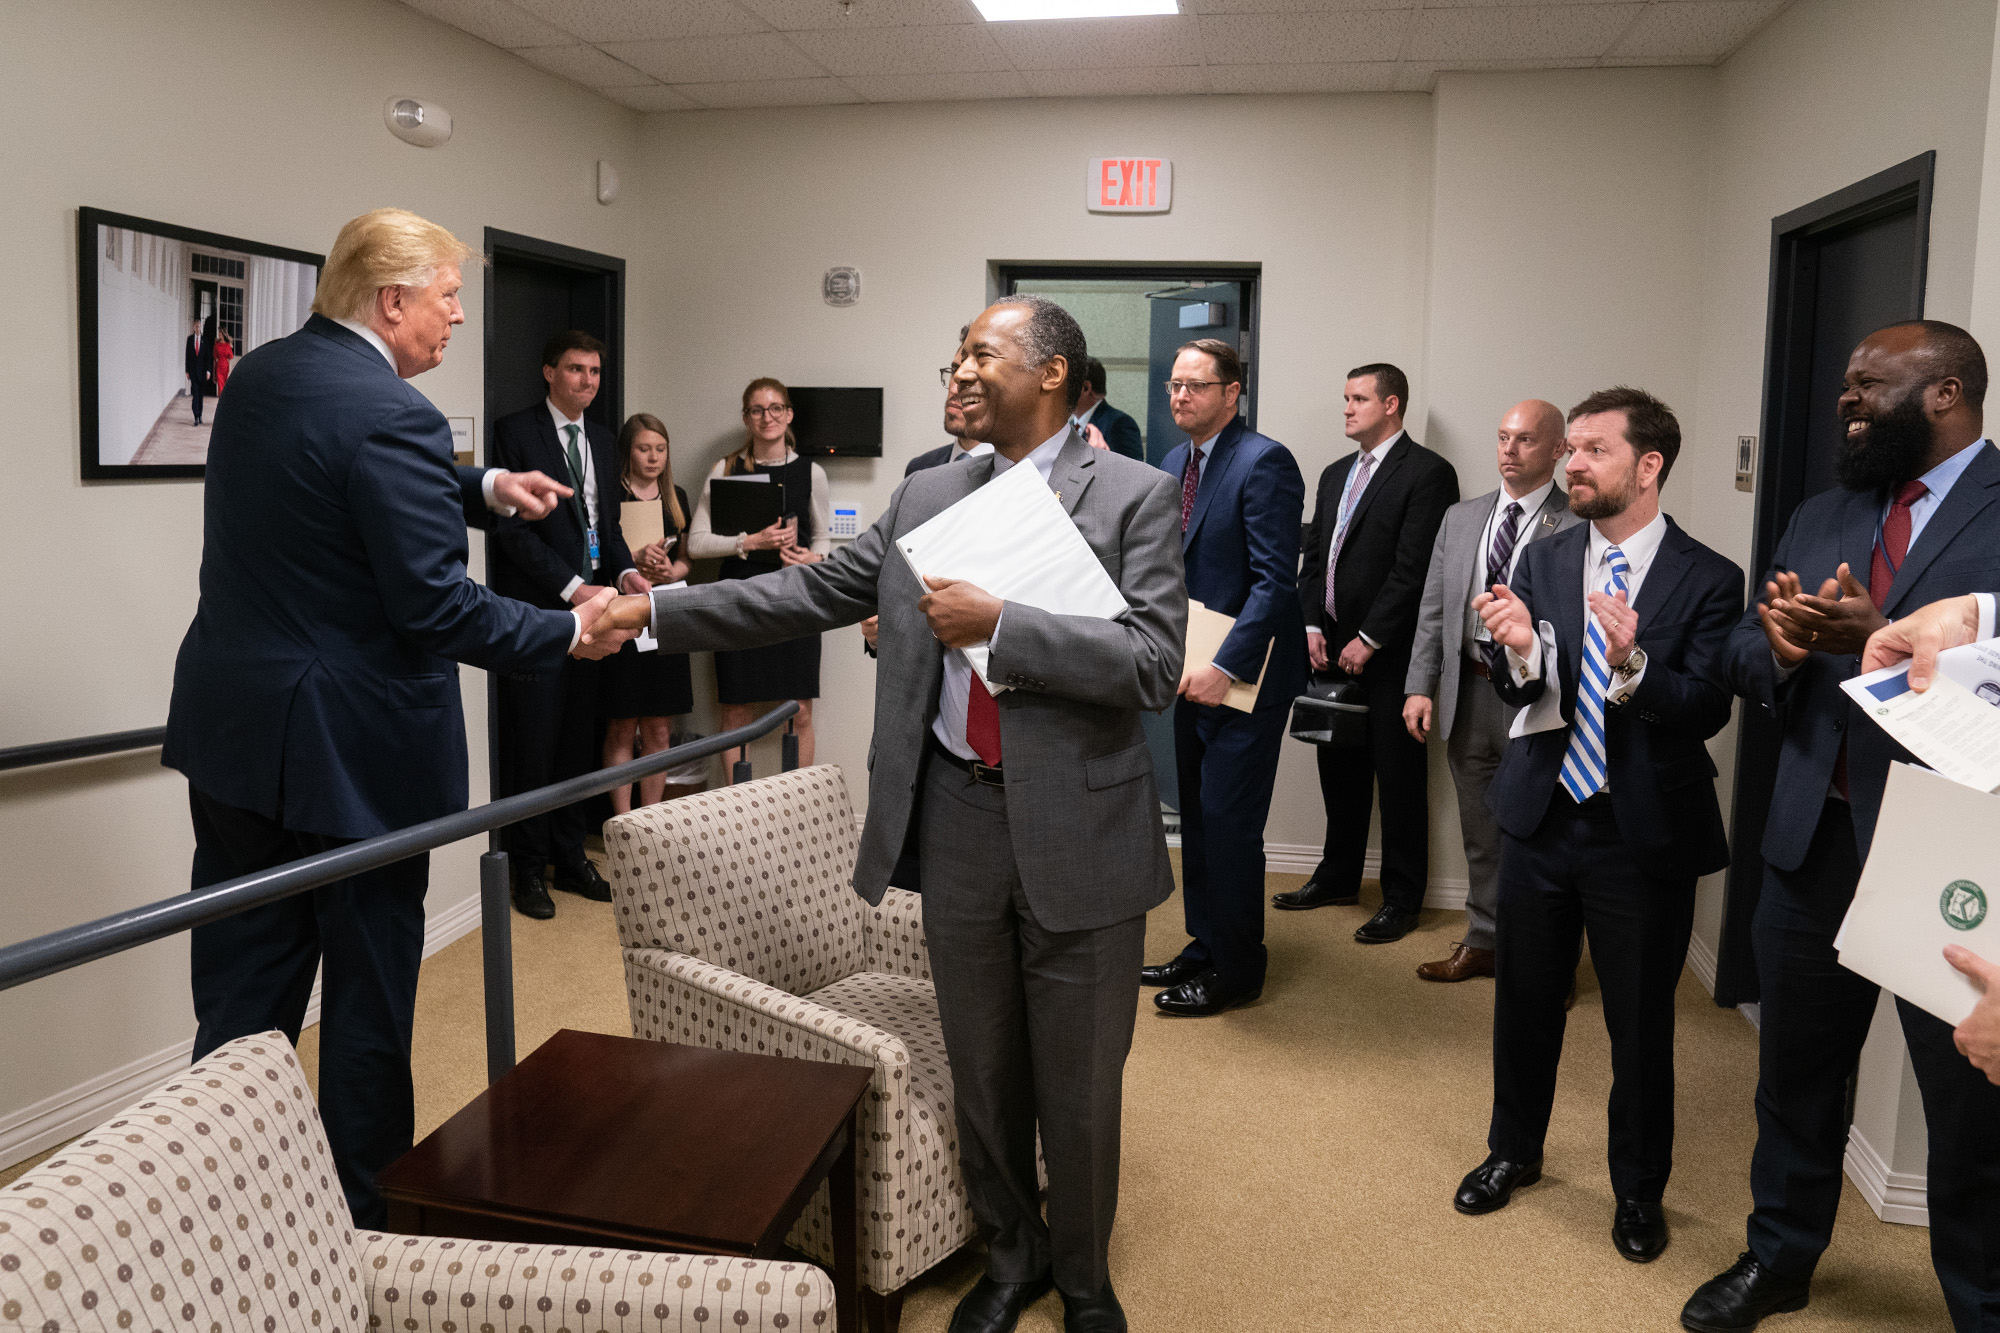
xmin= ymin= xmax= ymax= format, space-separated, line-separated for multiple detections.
xmin=603 ymin=766 xmax=967 ymax=1298
xmin=0 ymin=1032 xmax=833 ymax=1332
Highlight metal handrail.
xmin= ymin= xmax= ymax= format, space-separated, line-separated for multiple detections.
xmin=0 ymin=727 xmax=168 ymax=772
xmin=0 ymin=701 xmax=799 ymax=1081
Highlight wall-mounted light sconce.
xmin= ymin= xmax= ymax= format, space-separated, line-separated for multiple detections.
xmin=384 ymin=96 xmax=452 ymax=148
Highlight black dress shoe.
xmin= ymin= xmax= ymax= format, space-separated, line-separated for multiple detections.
xmin=1354 ymin=904 xmax=1418 ymax=944
xmin=1681 ymin=1252 xmax=1810 ymax=1332
xmin=1153 ymin=969 xmax=1262 ymax=1017
xmin=1061 ymin=1281 xmax=1127 ymax=1333
xmin=511 ymin=869 xmax=555 ymax=920
xmin=552 ymin=859 xmax=613 ymax=902
xmin=1140 ymin=956 xmax=1206 ymax=988
xmin=947 ymin=1273 xmax=1054 ymax=1333
xmin=1453 ymin=1153 xmax=1542 ymax=1215
xmin=1612 ymin=1197 xmax=1669 ymax=1262
xmin=1271 ymin=877 xmax=1360 ymax=911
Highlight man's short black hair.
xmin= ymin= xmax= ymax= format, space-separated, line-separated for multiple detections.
xmin=1872 ymin=319 xmax=1989 ymax=409
xmin=542 ymin=329 xmax=607 ymax=368
xmin=1346 ymin=362 xmax=1409 ymax=415
xmin=1085 ymin=357 xmax=1108 ymax=395
xmin=992 ymin=295 xmax=1088 ymax=409
xmin=1569 ymin=385 xmax=1682 ymax=484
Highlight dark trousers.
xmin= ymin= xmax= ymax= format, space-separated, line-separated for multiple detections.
xmin=918 ymin=760 xmax=1145 ymax=1298
xmin=1748 ymin=799 xmax=2000 ymax=1331
xmin=185 ymin=786 xmax=427 ymax=1230
xmin=1314 ymin=659 xmax=1429 ymax=912
xmin=1172 ymin=693 xmax=1289 ymax=989
xmin=1489 ymin=791 xmax=1696 ymax=1200
xmin=495 ymin=654 xmax=600 ymax=868
xmin=190 ymin=381 xmax=206 ymax=424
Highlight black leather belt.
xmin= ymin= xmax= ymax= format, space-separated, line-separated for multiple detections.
xmin=1465 ymin=653 xmax=1491 ymax=679
xmin=928 ymin=733 xmax=1005 ymax=786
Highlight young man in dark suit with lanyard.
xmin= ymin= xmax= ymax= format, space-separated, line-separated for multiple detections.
xmin=1687 ymin=321 xmax=2000 ymax=1333
xmin=489 ymin=330 xmax=649 ymax=919
xmin=1459 ymin=386 xmax=1742 ymax=1265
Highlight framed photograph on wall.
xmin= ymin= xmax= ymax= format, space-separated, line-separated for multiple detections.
xmin=77 ymin=207 xmax=322 ymax=480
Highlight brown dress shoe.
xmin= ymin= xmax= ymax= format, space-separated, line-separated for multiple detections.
xmin=1416 ymin=944 xmax=1494 ymax=982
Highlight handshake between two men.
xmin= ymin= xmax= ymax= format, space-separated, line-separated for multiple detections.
xmin=493 ymin=468 xmax=675 ymax=663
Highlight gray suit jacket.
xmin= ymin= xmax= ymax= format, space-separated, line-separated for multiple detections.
xmin=1404 ymin=483 xmax=1577 ymax=739
xmin=647 ymin=431 xmax=1188 ymax=932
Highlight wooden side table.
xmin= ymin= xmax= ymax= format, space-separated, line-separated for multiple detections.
xmin=378 ymin=1030 xmax=873 ymax=1331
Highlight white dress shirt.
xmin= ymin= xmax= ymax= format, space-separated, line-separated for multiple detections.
xmin=931 ymin=426 xmax=1070 ymax=761
xmin=1072 ymin=400 xmax=1102 ymax=431
xmin=1307 ymin=429 xmax=1403 ymax=647
xmin=1469 ymin=477 xmax=1558 ymax=646
xmin=545 ymin=400 xmax=645 ymax=602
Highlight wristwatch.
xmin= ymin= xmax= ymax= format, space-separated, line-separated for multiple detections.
xmin=1612 ymin=646 xmax=1647 ymax=681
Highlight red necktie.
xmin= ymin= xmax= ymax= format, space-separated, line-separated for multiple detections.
xmin=1836 ymin=479 xmax=1930 ymax=798
xmin=966 ymin=675 xmax=1002 ymax=767
xmin=1181 ymin=448 xmax=1200 ymax=531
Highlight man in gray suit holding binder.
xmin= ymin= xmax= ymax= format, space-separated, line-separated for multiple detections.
xmin=604 ymin=295 xmax=1186 ymax=1333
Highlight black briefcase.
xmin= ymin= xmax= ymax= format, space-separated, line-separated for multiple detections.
xmin=1288 ymin=674 xmax=1369 ymax=748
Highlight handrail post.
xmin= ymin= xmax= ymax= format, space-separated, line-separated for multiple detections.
xmin=732 ymin=746 xmax=752 ymax=784
xmin=782 ymin=718 xmax=799 ymax=772
xmin=478 ymin=849 xmax=516 ymax=1082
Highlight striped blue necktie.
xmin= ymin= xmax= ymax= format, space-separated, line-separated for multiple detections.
xmin=1559 ymin=544 xmax=1629 ymax=802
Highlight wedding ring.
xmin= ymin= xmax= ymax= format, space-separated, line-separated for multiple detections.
xmin=1810 ymin=630 xmax=1819 ymax=643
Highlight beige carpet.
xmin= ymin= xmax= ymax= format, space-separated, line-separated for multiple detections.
xmin=281 ymin=860 xmax=1946 ymax=1330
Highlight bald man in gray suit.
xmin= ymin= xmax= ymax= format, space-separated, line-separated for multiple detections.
xmin=604 ymin=296 xmax=1185 ymax=1333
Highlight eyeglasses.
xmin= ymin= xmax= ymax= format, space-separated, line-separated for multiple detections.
xmin=1165 ymin=379 xmax=1223 ymax=397
xmin=939 ymin=365 xmax=972 ymax=386
xmin=745 ymin=404 xmax=793 ymax=419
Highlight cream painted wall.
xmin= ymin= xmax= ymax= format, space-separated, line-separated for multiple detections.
xmin=0 ymin=0 xmax=640 ymax=1135
xmin=625 ymin=94 xmax=1438 ymax=849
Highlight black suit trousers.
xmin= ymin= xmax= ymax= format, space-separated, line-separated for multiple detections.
xmin=1489 ymin=791 xmax=1696 ymax=1200
xmin=186 ymin=786 xmax=427 ymax=1231
xmin=1314 ymin=658 xmax=1428 ymax=912
xmin=1749 ymin=799 xmax=2000 ymax=1330
xmin=496 ymin=655 xmax=601 ymax=866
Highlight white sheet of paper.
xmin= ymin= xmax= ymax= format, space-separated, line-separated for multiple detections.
xmin=1840 ymin=662 xmax=2000 ymax=793
xmin=895 ymin=455 xmax=1127 ymax=691
xmin=1834 ymin=762 xmax=2000 ymax=1025
xmin=1185 ymin=599 xmax=1268 ymax=712
xmin=634 ymin=579 xmax=685 ymax=653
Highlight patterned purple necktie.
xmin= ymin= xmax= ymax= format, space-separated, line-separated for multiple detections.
xmin=1324 ymin=450 xmax=1377 ymax=622
xmin=1180 ymin=448 xmax=1200 ymax=531
xmin=1485 ymin=501 xmax=1523 ymax=590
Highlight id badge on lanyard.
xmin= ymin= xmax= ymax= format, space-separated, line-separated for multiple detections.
xmin=587 ymin=527 xmax=601 ymax=564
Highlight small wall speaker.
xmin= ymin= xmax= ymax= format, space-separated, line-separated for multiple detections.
xmin=597 ymin=161 xmax=620 ymax=206
xmin=384 ymin=97 xmax=452 ymax=148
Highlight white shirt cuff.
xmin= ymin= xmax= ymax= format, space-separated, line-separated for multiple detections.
xmin=1606 ymin=651 xmax=1647 ymax=705
xmin=1506 ymin=624 xmax=1551 ymax=686
xmin=560 ymin=575 xmax=584 ymax=602
xmin=1305 ymin=626 xmax=1324 ymax=638
xmin=1978 ymin=593 xmax=1997 ymax=642
xmin=1358 ymin=631 xmax=1381 ymax=651
xmin=1773 ymin=651 xmax=1803 ymax=683
xmin=568 ymin=609 xmax=584 ymax=652
xmin=483 ymin=469 xmax=517 ymax=517
xmin=616 ymin=567 xmax=641 ymax=593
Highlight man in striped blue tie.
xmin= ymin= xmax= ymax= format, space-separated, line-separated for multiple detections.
xmin=1448 ymin=387 xmax=1744 ymax=1267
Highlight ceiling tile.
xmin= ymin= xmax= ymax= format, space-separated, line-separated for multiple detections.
xmin=735 ymin=0 xmax=985 ymax=30
xmin=845 ymin=70 xmax=1035 ymax=99
xmin=1188 ymin=0 xmax=1411 ymax=12
xmin=397 ymin=0 xmax=572 ymax=48
xmin=512 ymin=43 xmax=656 ymax=86
xmin=1198 ymin=10 xmax=1409 ymax=63
xmin=673 ymin=76 xmax=865 ymax=105
xmin=986 ymin=15 xmax=1203 ymax=71
xmin=598 ymin=82 xmax=707 ymax=110
xmin=1022 ymin=65 xmax=1203 ymax=96
xmin=1407 ymin=4 xmax=1643 ymax=61
xmin=510 ymin=0 xmax=770 ymax=41
xmin=604 ymin=32 xmax=828 ymax=81
xmin=1205 ymin=60 xmax=1397 ymax=92
xmin=806 ymin=23 xmax=1011 ymax=75
xmin=1607 ymin=0 xmax=1786 ymax=61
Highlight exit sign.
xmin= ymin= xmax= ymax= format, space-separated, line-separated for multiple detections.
xmin=1088 ymin=157 xmax=1171 ymax=214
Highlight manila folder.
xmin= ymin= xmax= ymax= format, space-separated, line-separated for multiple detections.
xmin=1185 ymin=599 xmax=1269 ymax=712
xmin=1835 ymin=762 xmax=2000 ymax=1026
xmin=621 ymin=500 xmax=665 ymax=550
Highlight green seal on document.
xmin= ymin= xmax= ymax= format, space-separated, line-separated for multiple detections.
xmin=1941 ymin=881 xmax=1988 ymax=932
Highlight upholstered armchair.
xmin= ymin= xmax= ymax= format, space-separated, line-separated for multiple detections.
xmin=603 ymin=765 xmax=962 ymax=1333
xmin=0 ymin=1032 xmax=832 ymax=1332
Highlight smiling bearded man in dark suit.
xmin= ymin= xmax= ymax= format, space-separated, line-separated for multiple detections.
xmin=599 ymin=296 xmax=1186 ymax=1333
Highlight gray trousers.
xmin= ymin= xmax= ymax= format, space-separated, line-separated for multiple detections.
xmin=919 ymin=758 xmax=1146 ymax=1298
xmin=1446 ymin=665 xmax=1512 ymax=952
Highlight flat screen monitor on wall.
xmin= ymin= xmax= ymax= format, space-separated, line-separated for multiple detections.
xmin=789 ymin=387 xmax=883 ymax=457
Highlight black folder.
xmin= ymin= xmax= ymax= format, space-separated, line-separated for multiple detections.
xmin=710 ymin=477 xmax=786 ymax=536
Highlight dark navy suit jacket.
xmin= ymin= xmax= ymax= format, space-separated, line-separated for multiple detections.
xmin=1488 ymin=517 xmax=1743 ymax=880
xmin=164 ymin=315 xmax=577 ymax=840
xmin=1160 ymin=418 xmax=1308 ymax=705
xmin=1088 ymin=402 xmax=1144 ymax=461
xmin=905 ymin=442 xmax=961 ymax=476
xmin=1724 ymin=443 xmax=2000 ymax=868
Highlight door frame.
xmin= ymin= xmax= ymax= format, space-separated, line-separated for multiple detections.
xmin=1714 ymin=151 xmax=1934 ymax=1006
xmin=481 ymin=227 xmax=627 ymax=464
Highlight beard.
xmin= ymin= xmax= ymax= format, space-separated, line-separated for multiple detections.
xmin=1836 ymin=387 xmax=1934 ymax=491
xmin=1569 ymin=467 xmax=1637 ymax=521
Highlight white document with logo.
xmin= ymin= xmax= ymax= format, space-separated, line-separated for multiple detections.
xmin=1835 ymin=762 xmax=1999 ymax=1025
xmin=1841 ymin=651 xmax=2000 ymax=793
xmin=894 ymin=455 xmax=1127 ymax=692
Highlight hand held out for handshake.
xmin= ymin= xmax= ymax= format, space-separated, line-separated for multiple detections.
xmin=568 ymin=587 xmax=643 ymax=659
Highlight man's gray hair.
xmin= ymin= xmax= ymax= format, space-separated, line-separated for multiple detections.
xmin=991 ymin=294 xmax=1088 ymax=409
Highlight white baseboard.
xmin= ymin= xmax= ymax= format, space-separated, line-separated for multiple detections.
xmin=1686 ymin=928 xmax=1718 ymax=993
xmin=0 ymin=890 xmax=484 ymax=1172
xmin=1845 ymin=1123 xmax=1930 ymax=1226
xmin=1164 ymin=836 xmax=1472 ymax=912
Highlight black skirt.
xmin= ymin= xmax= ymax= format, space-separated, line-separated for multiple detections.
xmin=601 ymin=639 xmax=694 ymax=718
xmin=714 ymin=633 xmax=821 ymax=704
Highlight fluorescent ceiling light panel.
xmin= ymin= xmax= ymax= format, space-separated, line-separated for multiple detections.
xmin=972 ymin=0 xmax=1177 ymax=20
